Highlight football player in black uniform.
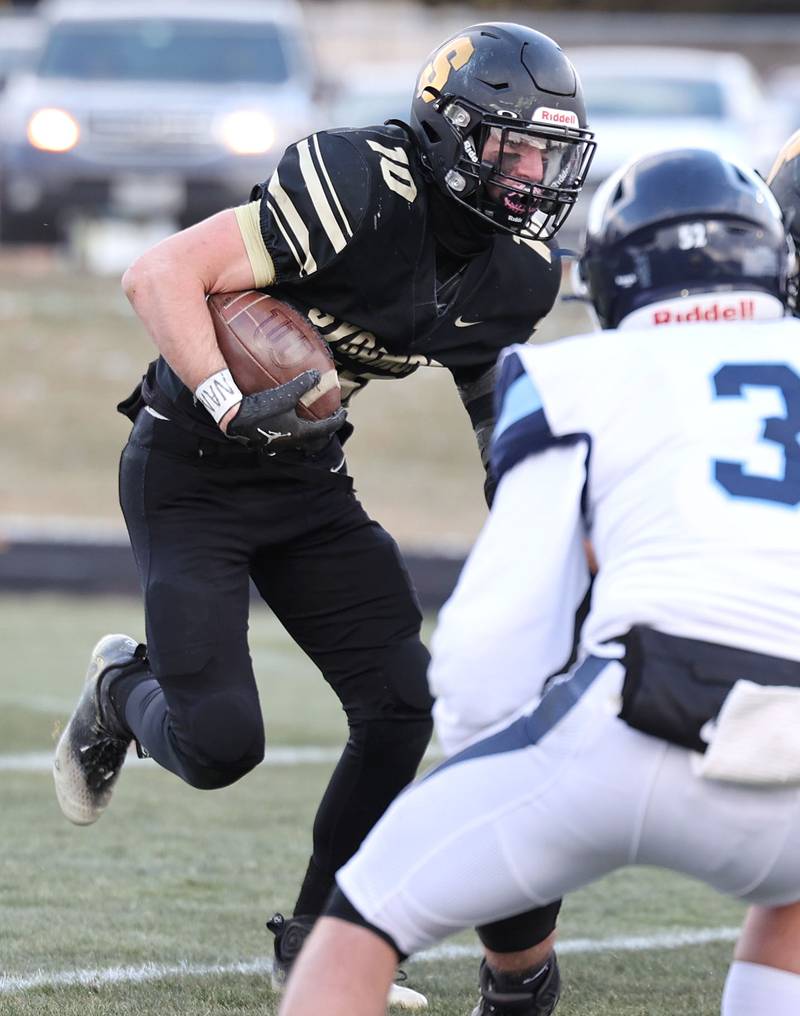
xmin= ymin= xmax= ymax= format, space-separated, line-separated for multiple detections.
xmin=768 ymin=130 xmax=800 ymax=311
xmin=52 ymin=22 xmax=595 ymax=1012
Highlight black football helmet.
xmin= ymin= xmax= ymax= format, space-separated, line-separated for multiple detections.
xmin=767 ymin=130 xmax=800 ymax=313
xmin=579 ymin=148 xmax=793 ymax=329
xmin=768 ymin=129 xmax=800 ymax=247
xmin=409 ymin=23 xmax=595 ymax=240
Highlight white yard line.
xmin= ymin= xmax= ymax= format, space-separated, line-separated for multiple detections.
xmin=0 ymin=746 xmax=444 ymax=772
xmin=418 ymin=925 xmax=742 ymax=960
xmin=0 ymin=694 xmax=76 ymax=713
xmin=0 ymin=746 xmax=743 ymax=995
xmin=0 ymin=927 xmax=741 ymax=994
xmin=0 ymin=960 xmax=272 ymax=994
xmin=0 ymin=747 xmax=342 ymax=771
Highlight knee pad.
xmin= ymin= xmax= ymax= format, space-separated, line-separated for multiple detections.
xmin=342 ymin=635 xmax=434 ymax=776
xmin=145 ymin=625 xmax=263 ymax=789
xmin=353 ymin=715 xmax=433 ymax=777
xmin=189 ymin=690 xmax=265 ymax=764
xmin=381 ymin=635 xmax=434 ymax=717
xmin=175 ymin=689 xmax=265 ymax=789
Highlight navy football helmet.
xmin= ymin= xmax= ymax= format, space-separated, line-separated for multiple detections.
xmin=579 ymin=148 xmax=793 ymax=329
xmin=409 ymin=23 xmax=595 ymax=240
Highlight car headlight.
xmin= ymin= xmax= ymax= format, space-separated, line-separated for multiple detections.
xmin=27 ymin=108 xmax=80 ymax=152
xmin=217 ymin=111 xmax=275 ymax=156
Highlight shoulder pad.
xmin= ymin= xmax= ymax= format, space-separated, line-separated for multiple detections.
xmin=329 ymin=120 xmax=414 ymax=145
xmin=259 ymin=130 xmax=372 ymax=280
xmin=326 ymin=123 xmax=417 ymax=172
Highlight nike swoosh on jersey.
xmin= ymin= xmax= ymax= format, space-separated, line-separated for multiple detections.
xmin=454 ymin=316 xmax=482 ymax=328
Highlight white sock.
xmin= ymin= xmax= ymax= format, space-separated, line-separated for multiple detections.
xmin=722 ymin=960 xmax=800 ymax=1016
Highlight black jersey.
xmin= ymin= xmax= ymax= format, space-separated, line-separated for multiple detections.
xmin=145 ymin=122 xmax=561 ymax=446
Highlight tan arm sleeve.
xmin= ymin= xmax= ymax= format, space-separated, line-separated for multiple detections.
xmin=234 ymin=201 xmax=276 ymax=288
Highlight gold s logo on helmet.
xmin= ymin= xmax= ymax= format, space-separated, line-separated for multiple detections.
xmin=417 ymin=36 xmax=475 ymax=103
xmin=768 ymin=129 xmax=800 ymax=186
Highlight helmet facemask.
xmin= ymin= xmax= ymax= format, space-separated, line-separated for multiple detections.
xmin=427 ymin=94 xmax=595 ymax=241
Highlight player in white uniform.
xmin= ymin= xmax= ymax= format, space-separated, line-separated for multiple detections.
xmin=277 ymin=148 xmax=800 ymax=1016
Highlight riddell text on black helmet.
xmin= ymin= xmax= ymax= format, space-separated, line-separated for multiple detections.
xmin=409 ymin=22 xmax=596 ymax=241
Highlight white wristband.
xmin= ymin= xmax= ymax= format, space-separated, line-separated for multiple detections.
xmin=194 ymin=368 xmax=243 ymax=424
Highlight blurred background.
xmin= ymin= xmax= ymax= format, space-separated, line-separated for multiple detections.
xmin=1 ymin=0 xmax=798 ymax=593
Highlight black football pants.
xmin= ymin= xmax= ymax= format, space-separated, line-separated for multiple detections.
xmin=117 ymin=409 xmax=433 ymax=914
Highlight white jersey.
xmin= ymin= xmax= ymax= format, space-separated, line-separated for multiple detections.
xmin=507 ymin=317 xmax=800 ymax=659
xmin=340 ymin=315 xmax=800 ymax=958
xmin=430 ymin=316 xmax=800 ymax=754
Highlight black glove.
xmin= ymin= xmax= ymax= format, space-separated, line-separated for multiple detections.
xmin=226 ymin=370 xmax=346 ymax=453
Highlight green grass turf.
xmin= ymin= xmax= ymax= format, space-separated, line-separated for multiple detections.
xmin=0 ymin=594 xmax=747 ymax=1014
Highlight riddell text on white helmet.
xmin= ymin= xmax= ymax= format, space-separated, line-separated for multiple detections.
xmin=653 ymin=298 xmax=755 ymax=325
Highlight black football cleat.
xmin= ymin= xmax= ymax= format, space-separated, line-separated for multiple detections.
xmin=470 ymin=955 xmax=561 ymax=1016
xmin=267 ymin=912 xmax=314 ymax=991
xmin=53 ymin=633 xmax=145 ymax=825
xmin=267 ymin=911 xmax=428 ymax=1008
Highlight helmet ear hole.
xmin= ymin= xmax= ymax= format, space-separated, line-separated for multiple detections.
xmin=421 ymin=121 xmax=440 ymax=144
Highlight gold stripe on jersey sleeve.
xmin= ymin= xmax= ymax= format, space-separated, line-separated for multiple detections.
xmin=298 ymin=138 xmax=348 ymax=253
xmin=234 ymin=202 xmax=276 ymax=288
xmin=512 ymin=235 xmax=552 ymax=263
xmin=767 ymin=129 xmax=800 ymax=185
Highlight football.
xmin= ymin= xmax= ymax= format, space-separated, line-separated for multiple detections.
xmin=207 ymin=291 xmax=340 ymax=420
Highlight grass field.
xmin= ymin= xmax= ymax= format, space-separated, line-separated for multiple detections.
xmin=0 ymin=593 xmax=748 ymax=1016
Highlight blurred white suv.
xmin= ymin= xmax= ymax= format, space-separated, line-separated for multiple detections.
xmin=0 ymin=14 xmax=43 ymax=93
xmin=564 ymin=47 xmax=783 ymax=243
xmin=0 ymin=0 xmax=322 ymax=241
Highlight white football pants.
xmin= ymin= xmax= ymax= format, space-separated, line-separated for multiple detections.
xmin=337 ymin=657 xmax=800 ymax=957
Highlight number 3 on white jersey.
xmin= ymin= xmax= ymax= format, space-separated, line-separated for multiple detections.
xmin=711 ymin=362 xmax=800 ymax=507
